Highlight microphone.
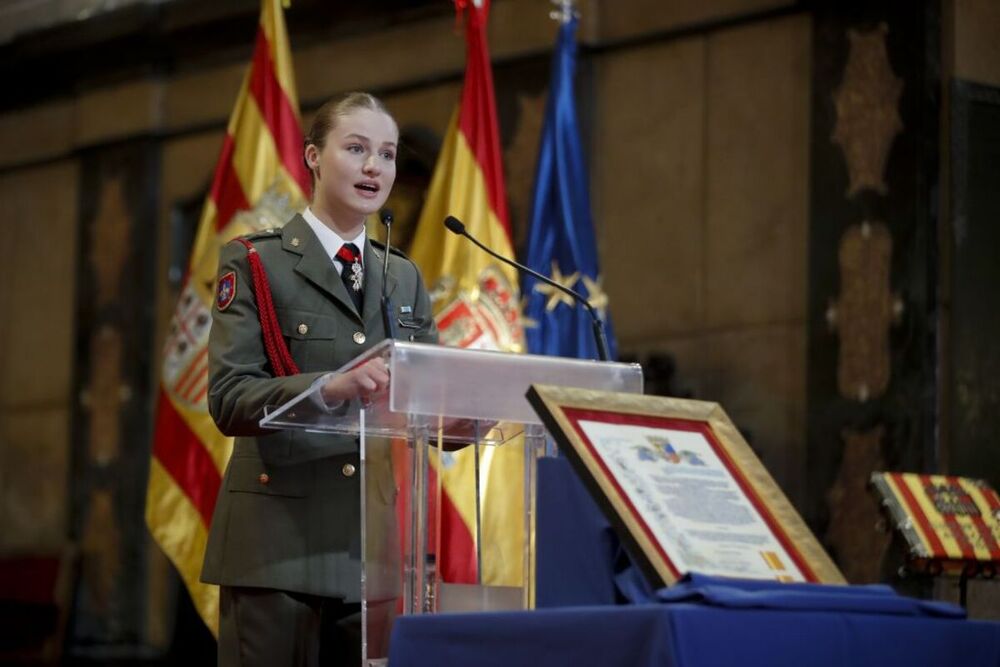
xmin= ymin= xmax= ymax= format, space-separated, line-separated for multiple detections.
xmin=380 ymin=209 xmax=396 ymax=339
xmin=442 ymin=215 xmax=610 ymax=361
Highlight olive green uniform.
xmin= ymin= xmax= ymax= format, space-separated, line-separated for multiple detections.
xmin=200 ymin=213 xmax=436 ymax=619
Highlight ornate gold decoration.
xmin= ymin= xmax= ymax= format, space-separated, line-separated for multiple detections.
xmin=831 ymin=23 xmax=903 ymax=197
xmin=825 ymin=426 xmax=891 ymax=583
xmin=432 ymin=266 xmax=525 ymax=352
xmin=90 ymin=177 xmax=130 ymax=306
xmin=163 ymin=186 xmax=300 ymax=413
xmin=826 ymin=222 xmax=901 ymax=402
xmin=224 ymin=184 xmax=301 ymax=237
xmin=534 ymin=261 xmax=579 ymax=312
xmin=87 ymin=325 xmax=123 ymax=465
xmin=80 ymin=489 xmax=121 ymax=614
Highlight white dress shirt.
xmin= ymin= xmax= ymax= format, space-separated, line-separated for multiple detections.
xmin=301 ymin=207 xmax=367 ymax=277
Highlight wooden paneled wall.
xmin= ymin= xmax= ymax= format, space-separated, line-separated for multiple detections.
xmin=1 ymin=0 xmax=998 ymax=653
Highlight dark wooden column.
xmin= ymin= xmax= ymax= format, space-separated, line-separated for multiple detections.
xmin=70 ymin=139 xmax=160 ymax=651
xmin=806 ymin=1 xmax=941 ymax=584
xmin=946 ymin=80 xmax=1000 ymax=488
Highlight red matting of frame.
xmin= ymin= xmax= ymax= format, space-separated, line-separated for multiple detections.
xmin=561 ymin=406 xmax=819 ymax=583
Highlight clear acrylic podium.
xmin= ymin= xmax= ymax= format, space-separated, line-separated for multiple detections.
xmin=260 ymin=340 xmax=642 ymax=666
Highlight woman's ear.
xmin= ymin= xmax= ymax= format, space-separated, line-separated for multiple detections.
xmin=304 ymin=144 xmax=320 ymax=172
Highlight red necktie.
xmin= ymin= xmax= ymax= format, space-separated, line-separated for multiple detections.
xmin=336 ymin=243 xmax=363 ymax=312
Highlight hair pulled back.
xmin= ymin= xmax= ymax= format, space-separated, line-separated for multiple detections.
xmin=303 ymin=92 xmax=396 ymax=188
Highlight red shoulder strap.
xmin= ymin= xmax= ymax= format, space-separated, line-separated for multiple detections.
xmin=235 ymin=238 xmax=300 ymax=377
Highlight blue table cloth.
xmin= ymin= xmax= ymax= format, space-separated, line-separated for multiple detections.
xmin=388 ymin=598 xmax=1000 ymax=667
xmin=391 ymin=456 xmax=1000 ymax=667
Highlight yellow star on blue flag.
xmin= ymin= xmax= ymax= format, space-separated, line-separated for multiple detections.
xmin=534 ymin=261 xmax=580 ymax=312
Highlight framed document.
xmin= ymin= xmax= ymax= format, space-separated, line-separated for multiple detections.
xmin=527 ymin=385 xmax=845 ymax=587
xmin=871 ymin=472 xmax=1000 ymax=576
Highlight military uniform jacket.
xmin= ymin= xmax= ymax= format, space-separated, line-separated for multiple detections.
xmin=200 ymin=213 xmax=438 ymax=600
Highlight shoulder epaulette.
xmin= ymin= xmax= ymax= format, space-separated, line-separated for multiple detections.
xmin=370 ymin=239 xmax=411 ymax=260
xmin=243 ymin=227 xmax=283 ymax=242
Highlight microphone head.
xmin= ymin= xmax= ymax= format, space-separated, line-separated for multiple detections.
xmin=444 ymin=216 xmax=466 ymax=235
xmin=379 ymin=208 xmax=394 ymax=226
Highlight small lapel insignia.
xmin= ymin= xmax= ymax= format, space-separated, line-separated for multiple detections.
xmin=216 ymin=271 xmax=237 ymax=311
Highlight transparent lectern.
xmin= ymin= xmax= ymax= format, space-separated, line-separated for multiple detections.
xmin=260 ymin=340 xmax=642 ymax=666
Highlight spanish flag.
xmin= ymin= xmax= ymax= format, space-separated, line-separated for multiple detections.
xmin=145 ymin=0 xmax=309 ymax=634
xmin=409 ymin=0 xmax=526 ymax=587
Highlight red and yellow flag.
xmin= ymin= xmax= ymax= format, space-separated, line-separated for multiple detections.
xmin=872 ymin=472 xmax=1000 ymax=564
xmin=409 ymin=0 xmax=525 ymax=587
xmin=145 ymin=0 xmax=309 ymax=634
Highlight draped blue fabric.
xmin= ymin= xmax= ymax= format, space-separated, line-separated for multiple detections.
xmin=535 ymin=457 xmax=621 ymax=607
xmin=655 ymin=573 xmax=967 ymax=618
xmin=390 ymin=576 xmax=989 ymax=667
xmin=523 ymin=16 xmax=616 ymax=360
xmin=389 ymin=596 xmax=999 ymax=667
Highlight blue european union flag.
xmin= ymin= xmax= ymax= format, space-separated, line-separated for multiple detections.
xmin=522 ymin=15 xmax=616 ymax=361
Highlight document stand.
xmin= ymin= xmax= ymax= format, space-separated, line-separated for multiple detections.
xmin=261 ymin=340 xmax=642 ymax=666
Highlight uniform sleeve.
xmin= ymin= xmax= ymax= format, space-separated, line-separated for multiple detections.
xmin=207 ymin=240 xmax=327 ymax=436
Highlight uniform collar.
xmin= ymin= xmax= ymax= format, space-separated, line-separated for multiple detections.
xmin=284 ymin=213 xmax=398 ymax=325
xmin=301 ymin=207 xmax=367 ymax=264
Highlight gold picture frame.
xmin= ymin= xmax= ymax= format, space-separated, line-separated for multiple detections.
xmin=527 ymin=384 xmax=845 ymax=587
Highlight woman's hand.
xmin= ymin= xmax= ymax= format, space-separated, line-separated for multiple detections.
xmin=320 ymin=357 xmax=390 ymax=406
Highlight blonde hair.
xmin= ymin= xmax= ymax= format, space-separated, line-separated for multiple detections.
xmin=303 ymin=92 xmax=396 ymax=188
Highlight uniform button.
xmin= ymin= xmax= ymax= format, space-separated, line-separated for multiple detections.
xmin=297 ymin=323 xmax=309 ymax=335
xmin=258 ymin=473 xmax=270 ymax=485
xmin=342 ymin=463 xmax=356 ymax=477
xmin=353 ymin=331 xmax=366 ymax=345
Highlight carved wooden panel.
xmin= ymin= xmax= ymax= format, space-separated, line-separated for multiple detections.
xmin=72 ymin=140 xmax=159 ymax=649
xmin=827 ymin=222 xmax=902 ymax=402
xmin=89 ymin=177 xmax=130 ymax=308
xmin=80 ymin=489 xmax=121 ymax=617
xmin=825 ymin=426 xmax=892 ymax=583
xmin=86 ymin=326 xmax=123 ymax=466
xmin=807 ymin=3 xmax=939 ymax=571
xmin=831 ymin=23 xmax=903 ymax=197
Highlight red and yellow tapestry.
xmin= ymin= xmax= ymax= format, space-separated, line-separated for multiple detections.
xmin=872 ymin=472 xmax=1000 ymax=567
